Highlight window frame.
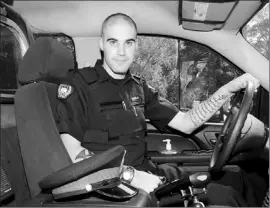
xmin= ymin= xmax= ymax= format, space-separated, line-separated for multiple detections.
xmin=0 ymin=17 xmax=29 ymax=99
xmin=137 ymin=33 xmax=247 ymax=124
xmin=240 ymin=1 xmax=268 ymax=33
xmin=240 ymin=2 xmax=269 ymax=59
xmin=0 ymin=17 xmax=29 ymax=57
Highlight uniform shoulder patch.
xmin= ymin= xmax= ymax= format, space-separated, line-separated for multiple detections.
xmin=57 ymin=84 xmax=74 ymax=99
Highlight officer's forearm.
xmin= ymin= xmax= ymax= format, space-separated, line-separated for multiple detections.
xmin=168 ymin=87 xmax=232 ymax=134
xmin=180 ymin=87 xmax=233 ymax=134
xmin=187 ymin=87 xmax=232 ymax=130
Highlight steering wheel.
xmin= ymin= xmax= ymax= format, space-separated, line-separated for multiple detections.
xmin=209 ymin=81 xmax=256 ymax=172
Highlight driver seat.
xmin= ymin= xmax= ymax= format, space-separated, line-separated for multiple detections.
xmin=14 ymin=37 xmax=151 ymax=206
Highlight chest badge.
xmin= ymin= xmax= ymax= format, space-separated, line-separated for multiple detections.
xmin=57 ymin=84 xmax=74 ymax=99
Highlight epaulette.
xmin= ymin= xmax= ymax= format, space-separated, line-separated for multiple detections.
xmin=74 ymin=67 xmax=98 ymax=85
xmin=132 ymin=74 xmax=142 ymax=79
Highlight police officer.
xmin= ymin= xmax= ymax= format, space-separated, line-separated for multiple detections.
xmin=55 ymin=13 xmax=269 ymax=206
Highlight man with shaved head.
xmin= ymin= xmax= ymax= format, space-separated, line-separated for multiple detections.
xmin=56 ymin=13 xmax=269 ymax=206
xmin=101 ymin=13 xmax=138 ymax=37
xmin=99 ymin=13 xmax=138 ymax=79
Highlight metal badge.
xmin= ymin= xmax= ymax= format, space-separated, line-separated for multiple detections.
xmin=57 ymin=84 xmax=74 ymax=99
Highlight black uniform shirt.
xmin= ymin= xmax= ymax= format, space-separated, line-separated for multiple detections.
xmin=55 ymin=61 xmax=179 ymax=140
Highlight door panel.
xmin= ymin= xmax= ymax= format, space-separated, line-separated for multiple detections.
xmin=146 ymin=122 xmax=223 ymax=152
xmin=193 ymin=123 xmax=223 ymax=149
xmin=146 ymin=133 xmax=199 ymax=154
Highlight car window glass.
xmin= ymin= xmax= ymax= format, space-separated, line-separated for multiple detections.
xmin=133 ymin=36 xmax=244 ymax=123
xmin=242 ymin=3 xmax=269 ymax=59
xmin=0 ymin=24 xmax=24 ymax=90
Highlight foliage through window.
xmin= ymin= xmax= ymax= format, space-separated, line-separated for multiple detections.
xmin=132 ymin=36 xmax=243 ymax=123
xmin=242 ymin=3 xmax=269 ymax=59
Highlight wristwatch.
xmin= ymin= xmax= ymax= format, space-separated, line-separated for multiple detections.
xmin=121 ymin=166 xmax=135 ymax=184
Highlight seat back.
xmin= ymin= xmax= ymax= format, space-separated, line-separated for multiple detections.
xmin=13 ymin=37 xmax=153 ymax=207
xmin=15 ymin=82 xmax=72 ymax=198
xmin=15 ymin=37 xmax=75 ymax=198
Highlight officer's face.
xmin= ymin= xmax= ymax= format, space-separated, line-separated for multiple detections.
xmin=100 ymin=20 xmax=137 ymax=78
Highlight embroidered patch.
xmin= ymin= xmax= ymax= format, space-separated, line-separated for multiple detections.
xmin=57 ymin=84 xmax=74 ymax=99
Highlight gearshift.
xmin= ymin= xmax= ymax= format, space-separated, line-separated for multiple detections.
xmin=178 ymin=172 xmax=211 ymax=207
xmin=155 ymin=172 xmax=211 ymax=207
xmin=188 ymin=172 xmax=211 ymax=207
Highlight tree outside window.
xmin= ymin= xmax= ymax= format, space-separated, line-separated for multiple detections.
xmin=242 ymin=3 xmax=269 ymax=59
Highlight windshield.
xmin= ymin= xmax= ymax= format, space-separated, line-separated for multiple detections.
xmin=242 ymin=3 xmax=269 ymax=59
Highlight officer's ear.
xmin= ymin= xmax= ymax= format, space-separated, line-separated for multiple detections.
xmin=99 ymin=37 xmax=104 ymax=51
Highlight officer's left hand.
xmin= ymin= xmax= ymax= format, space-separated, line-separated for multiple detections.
xmin=130 ymin=170 xmax=162 ymax=193
xmin=223 ymin=73 xmax=260 ymax=94
xmin=233 ymin=113 xmax=267 ymax=155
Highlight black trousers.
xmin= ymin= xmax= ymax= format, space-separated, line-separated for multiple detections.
xmin=140 ymin=160 xmax=267 ymax=207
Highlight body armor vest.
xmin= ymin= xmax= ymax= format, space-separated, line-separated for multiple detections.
xmin=67 ymin=66 xmax=148 ymax=168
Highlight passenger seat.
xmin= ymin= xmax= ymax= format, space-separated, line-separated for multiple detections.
xmin=15 ymin=37 xmax=75 ymax=198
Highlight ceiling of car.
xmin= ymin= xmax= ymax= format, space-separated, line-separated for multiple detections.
xmin=11 ymin=1 xmax=263 ymax=37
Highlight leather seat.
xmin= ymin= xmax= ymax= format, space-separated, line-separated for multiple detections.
xmin=14 ymin=37 xmax=151 ymax=207
xmin=15 ymin=37 xmax=76 ymax=198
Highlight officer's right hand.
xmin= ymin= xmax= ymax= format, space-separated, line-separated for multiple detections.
xmin=223 ymin=73 xmax=260 ymax=94
xmin=130 ymin=170 xmax=162 ymax=193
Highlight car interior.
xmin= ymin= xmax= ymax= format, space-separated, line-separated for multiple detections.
xmin=0 ymin=0 xmax=269 ymax=207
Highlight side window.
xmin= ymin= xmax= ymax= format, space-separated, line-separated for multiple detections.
xmin=0 ymin=24 xmax=26 ymax=90
xmin=133 ymin=36 xmax=243 ymax=123
xmin=242 ymin=3 xmax=269 ymax=59
xmin=34 ymin=33 xmax=76 ymax=66
xmin=178 ymin=40 xmax=243 ymax=123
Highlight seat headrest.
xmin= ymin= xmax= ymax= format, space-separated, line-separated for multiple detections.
xmin=18 ymin=37 xmax=75 ymax=85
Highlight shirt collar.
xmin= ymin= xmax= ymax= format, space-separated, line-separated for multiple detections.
xmin=94 ymin=60 xmax=139 ymax=85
